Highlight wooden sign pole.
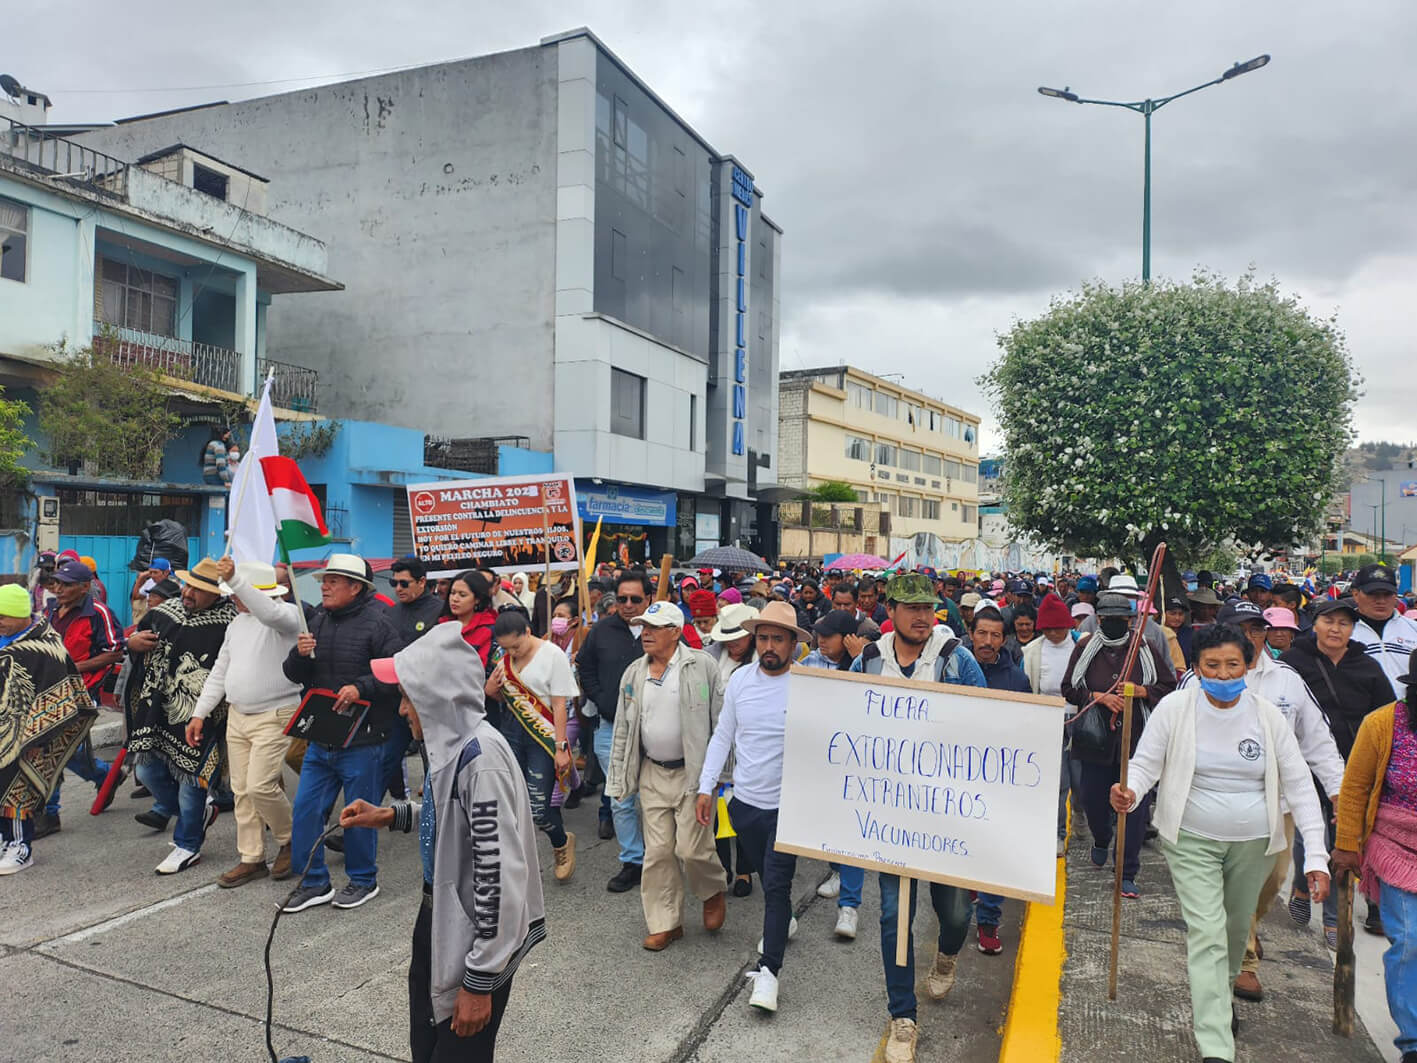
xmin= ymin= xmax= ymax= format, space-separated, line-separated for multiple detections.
xmin=896 ymin=877 xmax=912 ymax=967
xmin=1108 ymin=682 xmax=1136 ymax=1001
xmin=1333 ymin=868 xmax=1356 ymax=1036
xmin=655 ymin=552 xmax=674 ymax=602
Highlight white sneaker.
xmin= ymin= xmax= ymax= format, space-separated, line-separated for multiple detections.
xmin=155 ymin=846 xmax=201 ymax=875
xmin=757 ymin=916 xmax=798 ymax=954
xmin=746 ymin=965 xmax=779 ymax=1012
xmin=834 ymin=906 xmax=859 ymax=940
xmin=0 ymin=841 xmax=32 ymax=875
xmin=816 ymin=871 xmax=841 ymax=898
xmin=924 ymin=950 xmax=956 ymax=1000
xmin=883 ymin=1017 xmax=919 ymax=1063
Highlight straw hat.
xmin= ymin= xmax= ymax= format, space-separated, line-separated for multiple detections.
xmin=175 ymin=558 xmax=224 ymax=595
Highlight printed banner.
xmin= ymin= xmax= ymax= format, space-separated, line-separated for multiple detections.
xmin=405 ymin=474 xmax=580 ymax=577
xmin=775 ymin=667 xmax=1064 ymax=903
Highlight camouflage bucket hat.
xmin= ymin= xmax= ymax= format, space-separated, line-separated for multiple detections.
xmin=885 ymin=573 xmax=937 ymax=605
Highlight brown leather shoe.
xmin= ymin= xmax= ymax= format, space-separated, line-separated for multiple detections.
xmin=218 ymin=861 xmax=270 ymax=889
xmin=270 ymin=843 xmax=293 ymax=881
xmin=642 ymin=926 xmax=684 ymax=951
xmin=703 ymin=891 xmax=726 ymax=932
xmin=1232 ymin=971 xmax=1263 ymax=1001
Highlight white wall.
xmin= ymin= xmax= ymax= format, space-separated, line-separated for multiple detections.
xmin=0 ymin=178 xmax=85 ymax=358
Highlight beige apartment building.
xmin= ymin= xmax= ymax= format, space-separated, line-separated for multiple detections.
xmin=778 ymin=366 xmax=981 ymax=543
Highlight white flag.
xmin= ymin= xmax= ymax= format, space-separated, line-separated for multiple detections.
xmin=228 ymin=374 xmax=279 ymax=563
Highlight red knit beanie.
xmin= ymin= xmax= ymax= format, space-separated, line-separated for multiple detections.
xmin=1036 ymin=592 xmax=1074 ymax=631
xmin=687 ymin=589 xmax=719 ymax=619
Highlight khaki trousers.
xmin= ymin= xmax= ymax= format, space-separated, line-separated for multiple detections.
xmin=1241 ymin=812 xmax=1295 ymax=975
xmin=638 ymin=758 xmax=725 ymax=934
xmin=226 ymin=705 xmax=297 ymax=863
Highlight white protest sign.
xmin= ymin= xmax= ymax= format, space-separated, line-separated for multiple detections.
xmin=774 ymin=666 xmax=1064 ymax=903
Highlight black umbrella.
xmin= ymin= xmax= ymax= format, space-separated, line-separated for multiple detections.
xmin=688 ymin=546 xmax=770 ymax=571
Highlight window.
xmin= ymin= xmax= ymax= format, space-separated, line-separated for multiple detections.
xmin=900 ymin=449 xmax=922 ymax=472
xmin=854 ymin=490 xmax=870 ymax=503
xmin=896 ymin=496 xmax=918 ymax=518
xmin=962 ymin=505 xmax=977 ymax=524
xmin=928 ymin=409 xmax=939 ymax=432
xmin=944 ymin=459 xmax=961 ymax=480
xmin=611 ymin=368 xmax=645 ymax=439
xmin=846 ymin=381 xmax=872 ymax=409
xmin=906 ymin=404 xmax=921 ymax=428
xmin=844 ymin=435 xmax=870 ymax=462
xmin=945 ymin=416 xmax=962 ymax=439
xmin=922 ymin=453 xmax=942 ymax=476
xmin=689 ymin=394 xmax=697 ymax=451
xmin=921 ymin=499 xmax=940 ymax=520
xmin=961 ymin=463 xmax=978 ymax=483
xmin=0 ymin=197 xmax=27 ymax=283
xmin=875 ymin=393 xmax=898 ymax=419
xmin=877 ymin=491 xmax=895 ymax=512
xmin=192 ymin=164 xmax=228 ymax=201
xmin=611 ymin=229 xmax=627 ymax=281
xmin=612 ymin=96 xmax=628 ymax=148
xmin=874 ymin=442 xmax=896 ymax=467
xmin=100 ymin=258 xmax=178 ymax=336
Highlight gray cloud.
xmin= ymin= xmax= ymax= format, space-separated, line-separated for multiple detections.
xmin=13 ymin=0 xmax=1416 ymax=445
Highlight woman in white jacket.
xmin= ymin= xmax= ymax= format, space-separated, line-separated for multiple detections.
xmin=1110 ymin=623 xmax=1330 ymax=1063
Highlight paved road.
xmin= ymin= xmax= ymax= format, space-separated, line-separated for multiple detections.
xmin=7 ymin=740 xmax=1019 ymax=1063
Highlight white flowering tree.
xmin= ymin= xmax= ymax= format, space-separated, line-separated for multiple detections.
xmin=981 ymin=273 xmax=1358 ymax=566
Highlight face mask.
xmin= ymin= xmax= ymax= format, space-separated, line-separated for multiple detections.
xmin=1098 ymin=618 xmax=1130 ymax=640
xmin=1199 ymin=675 xmax=1246 ymax=701
xmin=550 ymin=617 xmax=571 ymax=637
xmin=1185 ymin=581 xmax=1198 ymax=593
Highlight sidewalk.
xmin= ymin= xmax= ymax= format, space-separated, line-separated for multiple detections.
xmin=1054 ymin=835 xmax=1384 ymax=1063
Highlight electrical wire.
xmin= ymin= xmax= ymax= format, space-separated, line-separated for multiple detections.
xmin=264 ymin=822 xmax=339 ymax=1063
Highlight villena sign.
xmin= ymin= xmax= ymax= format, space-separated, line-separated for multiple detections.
xmin=730 ymin=165 xmax=752 ymax=457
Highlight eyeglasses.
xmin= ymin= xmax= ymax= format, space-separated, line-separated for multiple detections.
xmin=617 ymin=594 xmax=645 ymax=604
xmin=389 ymin=579 xmax=416 ymax=588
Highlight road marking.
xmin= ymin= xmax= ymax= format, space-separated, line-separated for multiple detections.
xmin=41 ymin=884 xmax=220 ymax=946
xmin=998 ymin=822 xmax=1068 ymax=1062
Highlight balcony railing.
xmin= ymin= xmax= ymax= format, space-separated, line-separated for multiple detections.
xmin=93 ymin=322 xmax=241 ymax=394
xmin=2 ymin=116 xmax=128 ymax=196
xmin=258 ymin=358 xmax=319 ymax=413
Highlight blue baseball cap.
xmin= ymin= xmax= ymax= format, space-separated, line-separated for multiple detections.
xmin=1246 ymin=573 xmax=1273 ymax=590
xmin=1076 ymin=576 xmax=1098 ymax=593
xmin=149 ymin=557 xmax=173 ymax=573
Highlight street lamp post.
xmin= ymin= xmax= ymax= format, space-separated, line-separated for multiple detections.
xmin=1039 ymin=55 xmax=1270 ymax=283
xmin=1365 ymin=476 xmax=1389 ymax=564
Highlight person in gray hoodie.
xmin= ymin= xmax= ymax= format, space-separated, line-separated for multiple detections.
xmin=340 ymin=621 xmax=545 ymax=1063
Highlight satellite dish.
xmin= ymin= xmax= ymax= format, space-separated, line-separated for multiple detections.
xmin=0 ymin=74 xmax=22 ymax=99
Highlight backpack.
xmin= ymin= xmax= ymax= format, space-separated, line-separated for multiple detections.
xmin=860 ymin=637 xmax=962 ymax=683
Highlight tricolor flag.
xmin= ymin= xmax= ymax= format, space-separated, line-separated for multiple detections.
xmin=258 ymin=455 xmax=332 ymax=557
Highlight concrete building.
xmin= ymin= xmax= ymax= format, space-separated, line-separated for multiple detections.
xmin=777 ymin=366 xmax=981 ymax=548
xmin=0 ymin=104 xmax=345 ymax=600
xmin=76 ymin=28 xmax=783 ymax=564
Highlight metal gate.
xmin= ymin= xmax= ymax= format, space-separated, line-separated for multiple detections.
xmin=392 ymin=490 xmax=413 ymax=559
xmin=59 ymin=533 xmax=202 ymax=627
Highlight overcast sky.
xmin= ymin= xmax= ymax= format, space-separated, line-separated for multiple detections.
xmin=16 ymin=1 xmax=1416 ymax=451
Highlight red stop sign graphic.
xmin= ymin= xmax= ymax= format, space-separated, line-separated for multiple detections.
xmin=412 ymin=492 xmax=436 ymax=516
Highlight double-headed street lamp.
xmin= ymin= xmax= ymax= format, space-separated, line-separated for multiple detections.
xmin=1039 ymin=54 xmax=1271 ymax=283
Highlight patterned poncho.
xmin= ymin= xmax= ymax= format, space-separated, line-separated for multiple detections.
xmin=0 ymin=620 xmax=97 ymax=816
xmin=126 ymin=597 xmax=236 ymax=788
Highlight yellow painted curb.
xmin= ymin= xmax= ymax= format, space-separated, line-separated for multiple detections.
xmin=998 ymin=841 xmax=1068 ymax=1062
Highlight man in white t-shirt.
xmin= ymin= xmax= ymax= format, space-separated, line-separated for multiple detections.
xmin=695 ymin=600 xmax=808 ymax=1015
xmin=607 ymin=601 xmax=726 ymax=951
xmin=1022 ymin=592 xmax=1080 ymax=856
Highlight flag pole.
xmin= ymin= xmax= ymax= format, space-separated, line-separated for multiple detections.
xmin=278 ymin=537 xmax=311 ymax=637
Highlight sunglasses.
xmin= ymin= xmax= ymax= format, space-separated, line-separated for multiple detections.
xmin=389 ymin=579 xmax=416 ymax=588
xmin=617 ymin=594 xmax=645 ymax=604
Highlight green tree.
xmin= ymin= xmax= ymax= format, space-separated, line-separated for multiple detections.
xmin=981 ymin=272 xmax=1358 ymax=564
xmin=0 ymin=385 xmax=32 ymax=487
xmin=807 ymin=480 xmax=859 ymax=503
xmin=39 ymin=342 xmax=179 ymax=480
xmin=1319 ymin=556 xmax=1344 ymax=576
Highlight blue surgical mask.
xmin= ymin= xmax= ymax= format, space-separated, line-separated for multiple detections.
xmin=1185 ymin=581 xmax=1198 ymax=593
xmin=1199 ymin=675 xmax=1246 ymax=702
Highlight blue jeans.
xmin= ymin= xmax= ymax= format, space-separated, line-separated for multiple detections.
xmin=135 ymin=758 xmax=207 ymax=853
xmin=831 ymin=862 xmax=865 ymax=909
xmin=730 ymin=798 xmax=797 ymax=975
xmin=290 ymin=742 xmax=382 ymax=890
xmin=1380 ymin=879 xmax=1417 ymax=1054
xmin=380 ymin=713 xmax=413 ymax=800
xmin=48 ymin=739 xmax=111 ymax=814
xmin=879 ymin=873 xmax=974 ymax=1021
xmin=976 ymin=892 xmax=1004 ymax=928
xmin=592 ymin=718 xmax=642 ymax=865
xmin=501 ymin=717 xmax=566 ymax=848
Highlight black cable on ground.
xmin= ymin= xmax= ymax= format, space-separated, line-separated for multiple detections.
xmin=266 ymin=823 xmax=338 ymax=1063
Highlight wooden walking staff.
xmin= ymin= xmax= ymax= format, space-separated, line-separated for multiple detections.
xmin=896 ymin=877 xmax=912 ymax=967
xmin=1107 ymin=681 xmax=1136 ymax=1001
xmin=654 ymin=553 xmax=674 ymax=602
xmin=1333 ymin=867 xmax=1356 ymax=1036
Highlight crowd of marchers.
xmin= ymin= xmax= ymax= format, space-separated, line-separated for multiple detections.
xmin=3 ymin=549 xmax=1416 ymax=1063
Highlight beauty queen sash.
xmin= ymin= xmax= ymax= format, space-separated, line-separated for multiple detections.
xmin=503 ymin=655 xmax=556 ymax=760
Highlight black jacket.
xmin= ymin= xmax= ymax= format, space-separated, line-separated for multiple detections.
xmin=283 ymin=591 xmax=404 ymax=748
xmin=1281 ymin=635 xmax=1393 ymax=759
xmin=575 ymin=613 xmax=643 ymax=722
xmin=390 ymin=591 xmax=445 ymax=647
